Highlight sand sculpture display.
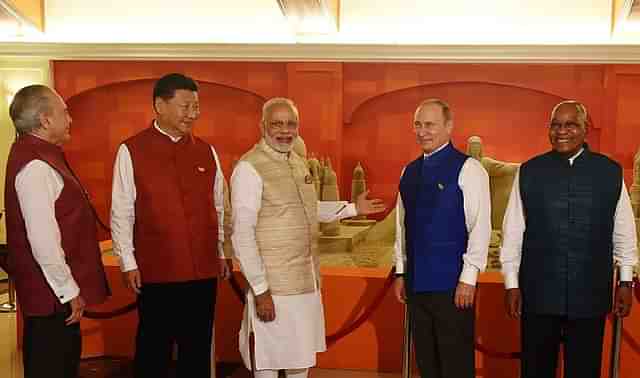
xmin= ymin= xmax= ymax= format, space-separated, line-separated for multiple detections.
xmin=320 ymin=158 xmax=341 ymax=236
xmin=307 ymin=154 xmax=322 ymax=195
xmin=351 ymin=162 xmax=367 ymax=220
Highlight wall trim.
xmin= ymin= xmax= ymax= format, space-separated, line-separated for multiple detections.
xmin=3 ymin=43 xmax=640 ymax=63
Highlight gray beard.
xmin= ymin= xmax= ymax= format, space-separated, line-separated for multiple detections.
xmin=264 ymin=134 xmax=293 ymax=153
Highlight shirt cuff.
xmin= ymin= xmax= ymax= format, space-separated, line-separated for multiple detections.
xmin=217 ymin=241 xmax=225 ymax=258
xmin=251 ymin=280 xmax=269 ymax=296
xmin=118 ymin=252 xmax=138 ymax=272
xmin=459 ymin=265 xmax=479 ymax=286
xmin=619 ymin=266 xmax=634 ymax=282
xmin=343 ymin=203 xmax=358 ymax=218
xmin=394 ymin=262 xmax=405 ymax=274
xmin=55 ymin=280 xmax=81 ymax=304
xmin=503 ymin=271 xmax=519 ymax=289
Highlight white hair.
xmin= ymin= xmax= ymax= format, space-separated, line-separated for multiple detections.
xmin=261 ymin=97 xmax=299 ymax=124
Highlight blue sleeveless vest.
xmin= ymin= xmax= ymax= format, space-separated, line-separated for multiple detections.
xmin=399 ymin=144 xmax=469 ymax=293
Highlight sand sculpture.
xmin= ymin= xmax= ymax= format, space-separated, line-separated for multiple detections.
xmin=351 ymin=162 xmax=367 ymax=220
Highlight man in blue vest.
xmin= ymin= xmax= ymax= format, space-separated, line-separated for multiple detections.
xmin=500 ymin=100 xmax=638 ymax=378
xmin=393 ymin=98 xmax=491 ymax=378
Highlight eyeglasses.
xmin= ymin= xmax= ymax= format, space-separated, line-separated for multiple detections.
xmin=549 ymin=122 xmax=583 ymax=132
xmin=268 ymin=120 xmax=299 ymax=132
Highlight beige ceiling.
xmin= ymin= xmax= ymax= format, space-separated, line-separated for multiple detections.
xmin=1 ymin=0 xmax=640 ymax=45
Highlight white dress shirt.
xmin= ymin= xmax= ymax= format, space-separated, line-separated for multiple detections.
xmin=393 ymin=142 xmax=492 ymax=286
xmin=230 ymin=159 xmax=357 ymax=295
xmin=110 ymin=122 xmax=226 ymax=272
xmin=500 ymin=149 xmax=639 ymax=289
xmin=15 ymin=159 xmax=79 ymax=303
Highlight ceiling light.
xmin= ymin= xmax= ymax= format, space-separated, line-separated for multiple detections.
xmin=277 ymin=0 xmax=339 ymax=34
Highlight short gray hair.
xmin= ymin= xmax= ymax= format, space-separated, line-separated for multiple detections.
xmin=261 ymin=97 xmax=299 ymax=124
xmin=551 ymin=100 xmax=588 ymax=127
xmin=9 ymin=84 xmax=53 ymax=135
xmin=415 ymin=98 xmax=453 ymax=122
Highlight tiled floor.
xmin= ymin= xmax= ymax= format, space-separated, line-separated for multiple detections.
xmin=0 ymin=307 xmax=401 ymax=378
xmin=0 ymin=296 xmax=22 ymax=378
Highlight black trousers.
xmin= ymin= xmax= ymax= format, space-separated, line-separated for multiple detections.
xmin=134 ymin=278 xmax=217 ymax=378
xmin=521 ymin=313 xmax=606 ymax=378
xmin=408 ymin=291 xmax=475 ymax=378
xmin=23 ymin=305 xmax=81 ymax=378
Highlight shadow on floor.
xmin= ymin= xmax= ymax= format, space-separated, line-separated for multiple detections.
xmin=79 ymin=357 xmax=248 ymax=378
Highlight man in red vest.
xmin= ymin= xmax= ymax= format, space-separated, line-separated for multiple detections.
xmin=5 ymin=84 xmax=110 ymax=378
xmin=110 ymin=73 xmax=230 ymax=378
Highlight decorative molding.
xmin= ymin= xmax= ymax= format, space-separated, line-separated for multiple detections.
xmin=3 ymin=43 xmax=640 ymax=63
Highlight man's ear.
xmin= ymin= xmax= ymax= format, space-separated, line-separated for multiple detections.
xmin=445 ymin=120 xmax=454 ymax=134
xmin=38 ymin=112 xmax=50 ymax=130
xmin=153 ymin=98 xmax=164 ymax=114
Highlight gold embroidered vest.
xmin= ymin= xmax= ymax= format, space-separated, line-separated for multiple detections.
xmin=241 ymin=139 xmax=319 ymax=295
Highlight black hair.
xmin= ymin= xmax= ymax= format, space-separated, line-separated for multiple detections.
xmin=152 ymin=73 xmax=198 ymax=107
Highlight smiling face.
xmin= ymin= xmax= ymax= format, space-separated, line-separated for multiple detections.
xmin=155 ymin=89 xmax=200 ymax=138
xmin=262 ymin=103 xmax=299 ymax=153
xmin=413 ymin=103 xmax=453 ymax=154
xmin=549 ymin=103 xmax=587 ymax=158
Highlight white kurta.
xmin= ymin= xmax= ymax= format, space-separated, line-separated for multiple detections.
xmin=231 ymin=158 xmax=357 ymax=371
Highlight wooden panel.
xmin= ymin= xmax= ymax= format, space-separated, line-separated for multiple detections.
xmin=53 ymin=61 xmax=287 ymax=102
xmin=613 ymin=72 xmax=640 ymax=185
xmin=343 ymin=63 xmax=606 ymax=126
xmin=287 ymin=62 xmax=344 ymax=178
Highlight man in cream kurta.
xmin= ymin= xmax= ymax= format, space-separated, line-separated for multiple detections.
xmin=231 ymin=97 xmax=385 ymax=378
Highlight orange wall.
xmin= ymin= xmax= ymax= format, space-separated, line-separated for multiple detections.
xmin=53 ymin=61 xmax=639 ymax=226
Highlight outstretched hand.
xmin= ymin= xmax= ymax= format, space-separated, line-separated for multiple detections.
xmin=355 ymin=190 xmax=386 ymax=215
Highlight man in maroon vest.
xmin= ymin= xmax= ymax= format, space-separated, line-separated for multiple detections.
xmin=4 ymin=84 xmax=110 ymax=378
xmin=110 ymin=73 xmax=230 ymax=378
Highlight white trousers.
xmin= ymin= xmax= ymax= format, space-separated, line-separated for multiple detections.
xmin=254 ymin=368 xmax=309 ymax=378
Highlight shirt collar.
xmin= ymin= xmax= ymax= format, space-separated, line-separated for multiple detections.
xmin=423 ymin=142 xmax=450 ymax=159
xmin=568 ymin=147 xmax=585 ymax=166
xmin=154 ymin=120 xmax=182 ymax=143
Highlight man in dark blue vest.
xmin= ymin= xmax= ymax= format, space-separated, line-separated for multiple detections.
xmin=394 ymin=99 xmax=491 ymax=378
xmin=500 ymin=100 xmax=638 ymax=378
